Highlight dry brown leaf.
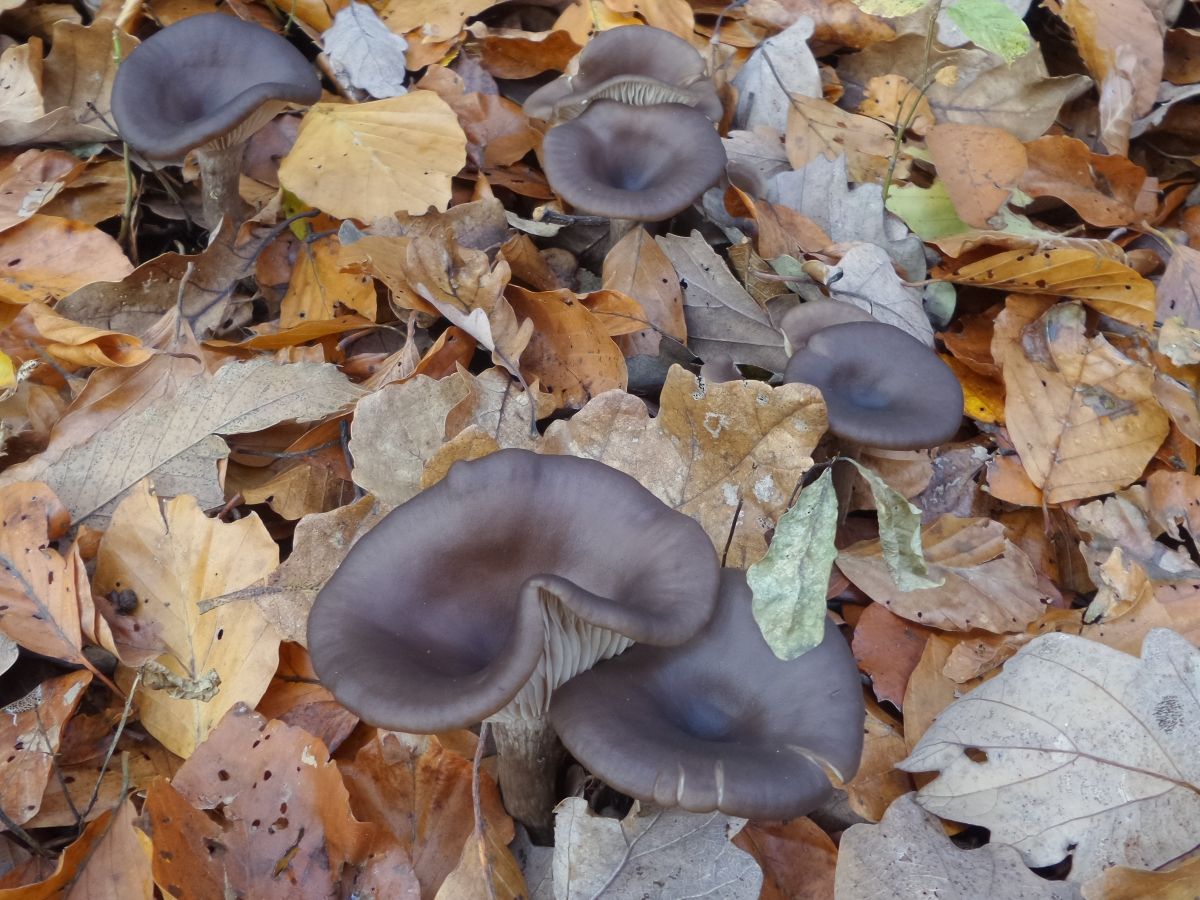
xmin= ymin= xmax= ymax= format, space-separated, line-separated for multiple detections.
xmin=902 ymin=633 xmax=978 ymax=752
xmin=945 ymin=248 xmax=1155 ymax=327
xmin=93 ymin=482 xmax=280 ymax=758
xmin=786 ymin=94 xmax=899 ymax=183
xmin=279 ymin=91 xmax=467 ymax=222
xmin=1020 ymin=135 xmax=1154 ymax=227
xmin=744 ymin=0 xmax=895 ymax=47
xmin=378 ymin=0 xmax=493 ymax=41
xmin=0 ymin=149 xmax=81 ymax=233
xmin=280 ymin=235 xmax=377 ymax=328
xmin=0 ymin=482 xmax=90 ymax=664
xmin=417 ymin=65 xmax=539 ymax=168
xmin=255 ymin=642 xmax=358 ymax=754
xmin=839 ymin=517 xmax=1051 ymax=633
xmin=406 ymin=234 xmax=532 ymax=380
xmin=601 ymin=226 xmax=686 ymax=358
xmin=1058 ymin=0 xmax=1163 ymax=116
xmin=468 ymin=25 xmax=581 ymax=79
xmin=858 ymin=73 xmax=933 ymax=135
xmin=998 ymin=301 xmax=1168 ymax=503
xmin=842 ymin=702 xmax=915 ymax=823
xmin=0 ymin=670 xmax=90 ymax=827
xmin=926 ymin=124 xmax=1027 ymax=228
xmin=851 ymin=602 xmax=934 ymax=708
xmin=10 ymin=302 xmax=152 ymax=368
xmin=1082 ymin=856 xmax=1200 ymax=900
xmin=1156 ymin=243 xmax=1200 ymax=328
xmin=732 ymin=818 xmax=837 ymax=900
xmin=506 ymin=286 xmax=627 ymax=409
xmin=340 ymin=732 xmax=512 ymax=898
xmin=0 ymin=215 xmax=131 ymax=305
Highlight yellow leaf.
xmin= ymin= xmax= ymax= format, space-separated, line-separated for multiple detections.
xmin=0 ymin=350 xmax=13 ymax=390
xmin=280 ymin=235 xmax=377 ymax=328
xmin=279 ymin=92 xmax=467 ymax=222
xmin=946 ymin=248 xmax=1154 ymax=327
xmin=93 ymin=482 xmax=281 ymax=758
xmin=941 ymin=353 xmax=1004 ymax=424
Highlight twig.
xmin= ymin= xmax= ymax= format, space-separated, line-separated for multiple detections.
xmin=82 ymin=666 xmax=142 ymax=821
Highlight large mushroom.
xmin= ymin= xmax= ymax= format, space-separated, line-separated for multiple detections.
xmin=783 ymin=321 xmax=964 ymax=451
xmin=111 ymin=13 xmax=321 ymax=229
xmin=549 ymin=569 xmax=865 ymax=820
xmin=307 ymin=449 xmax=721 ymax=837
xmin=540 ymin=99 xmax=726 ymax=242
xmin=523 ymin=25 xmax=722 ymax=123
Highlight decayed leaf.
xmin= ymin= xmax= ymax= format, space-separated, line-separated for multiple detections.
xmin=836 ymin=793 xmax=1079 ymax=899
xmin=0 ymin=357 xmax=363 ymax=525
xmin=0 ymin=670 xmax=90 ymax=827
xmin=747 ymin=467 xmax=838 ymax=660
xmin=731 ymin=17 xmax=821 ymax=132
xmin=998 ymin=301 xmax=1168 ymax=503
xmin=846 ymin=459 xmax=941 ymax=592
xmin=147 ymin=704 xmax=414 ymax=899
xmin=279 ymin=91 xmax=467 ymax=222
xmin=0 ymin=482 xmax=90 ymax=664
xmin=826 ymin=242 xmax=934 ymax=344
xmin=0 ymin=215 xmax=131 ymax=304
xmin=838 ymin=516 xmax=1051 ymax=633
xmin=0 ymin=149 xmax=81 ymax=233
xmin=1156 ymin=243 xmax=1200 ymax=328
xmin=93 ymin=482 xmax=280 ymax=758
xmin=900 ymin=629 xmax=1200 ymax=882
xmin=945 ymin=248 xmax=1154 ymax=327
xmin=655 ymin=232 xmax=789 ymax=372
xmin=323 ymin=2 xmax=409 ymax=100
xmin=552 ymin=798 xmax=762 ymax=898
xmin=340 ymin=732 xmax=512 ymax=897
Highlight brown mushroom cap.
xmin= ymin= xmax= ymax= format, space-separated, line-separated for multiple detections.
xmin=780 ymin=300 xmax=875 ymax=353
xmin=783 ymin=321 xmax=964 ymax=450
xmin=307 ymin=449 xmax=721 ymax=732
xmin=112 ymin=13 xmax=321 ymax=159
xmin=549 ymin=569 xmax=865 ymax=820
xmin=524 ymin=25 xmax=722 ymax=122
xmin=542 ymin=100 xmax=726 ymax=221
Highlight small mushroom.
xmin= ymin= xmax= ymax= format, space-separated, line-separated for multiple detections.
xmin=111 ymin=13 xmax=321 ymax=229
xmin=541 ymin=99 xmax=726 ymax=243
xmin=783 ymin=321 xmax=964 ymax=450
xmin=307 ymin=449 xmax=720 ymax=837
xmin=549 ymin=569 xmax=865 ymax=820
xmin=779 ymin=299 xmax=876 ymax=354
xmin=523 ymin=25 xmax=722 ymax=123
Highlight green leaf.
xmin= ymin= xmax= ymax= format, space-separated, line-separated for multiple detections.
xmin=849 ymin=0 xmax=930 ymax=17
xmin=945 ymin=0 xmax=1032 ymax=64
xmin=843 ymin=459 xmax=943 ymax=591
xmin=747 ymin=468 xmax=839 ymax=660
xmin=885 ymin=181 xmax=970 ymax=241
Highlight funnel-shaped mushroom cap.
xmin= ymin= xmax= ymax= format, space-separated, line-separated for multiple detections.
xmin=542 ymin=100 xmax=726 ymax=221
xmin=780 ymin=300 xmax=875 ymax=352
xmin=549 ymin=570 xmax=865 ymax=819
xmin=783 ymin=321 xmax=964 ymax=450
xmin=112 ymin=14 xmax=321 ymax=159
xmin=524 ymin=26 xmax=722 ymax=122
xmin=308 ymin=450 xmax=720 ymax=733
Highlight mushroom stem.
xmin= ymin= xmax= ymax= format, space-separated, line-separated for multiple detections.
xmin=195 ymin=144 xmax=250 ymax=230
xmin=608 ymin=217 xmax=638 ymax=249
xmin=491 ymin=716 xmax=566 ymax=843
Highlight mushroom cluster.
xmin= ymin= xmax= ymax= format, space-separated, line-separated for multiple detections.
xmin=525 ymin=26 xmax=727 ymax=232
xmin=307 ymin=449 xmax=866 ymax=837
xmin=111 ymin=14 xmax=321 ymax=229
xmin=781 ymin=303 xmax=964 ymax=450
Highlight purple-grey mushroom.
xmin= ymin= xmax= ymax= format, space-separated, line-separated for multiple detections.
xmin=307 ymin=449 xmax=720 ymax=836
xmin=783 ymin=321 xmax=964 ymax=450
xmin=779 ymin=299 xmax=876 ymax=354
xmin=549 ymin=569 xmax=865 ymax=819
xmin=111 ymin=13 xmax=321 ymax=228
xmin=523 ymin=25 xmax=722 ymax=123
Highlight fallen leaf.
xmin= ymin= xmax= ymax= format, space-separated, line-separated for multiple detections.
xmin=998 ymin=301 xmax=1168 ymax=503
xmin=1019 ymin=135 xmax=1154 ymax=227
xmin=786 ymin=94 xmax=899 ymax=183
xmin=826 ymin=242 xmax=933 ymax=344
xmin=323 ymin=2 xmax=410 ymax=100
xmin=1081 ymin=855 xmax=1200 ymax=900
xmin=92 ymin=482 xmax=280 ymax=757
xmin=0 ymin=149 xmax=81 ymax=233
xmin=602 ymin=226 xmax=687 ymax=358
xmin=731 ymin=17 xmax=821 ymax=132
xmin=1156 ymin=243 xmax=1200 ymax=328
xmin=11 ymin=302 xmax=152 ymax=368
xmin=1057 ymin=0 xmax=1163 ymax=116
xmin=836 ymin=794 xmax=1079 ymax=899
xmin=0 ymin=357 xmax=362 ymax=525
xmin=851 ymin=602 xmax=934 ymax=708
xmin=900 ymin=629 xmax=1200 ymax=882
xmin=279 ymin=91 xmax=467 ymax=222
xmin=551 ymin=798 xmax=763 ymax=898
xmin=732 ymin=817 xmax=837 ymax=900
xmin=926 ymin=123 xmax=1027 ymax=228
xmin=0 ymin=215 xmax=131 ymax=304
xmin=280 ymin=235 xmax=377 ymax=327
xmin=377 ymin=0 xmax=493 ymax=42
xmin=842 ymin=702 xmax=915 ymax=823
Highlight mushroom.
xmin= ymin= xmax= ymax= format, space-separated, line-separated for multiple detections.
xmin=523 ymin=25 xmax=722 ymax=124
xmin=111 ymin=13 xmax=321 ymax=229
xmin=779 ymin=299 xmax=876 ymax=355
xmin=549 ymin=569 xmax=865 ymax=820
xmin=540 ymin=99 xmax=726 ymax=243
xmin=307 ymin=449 xmax=721 ymax=837
xmin=783 ymin=321 xmax=964 ymax=451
